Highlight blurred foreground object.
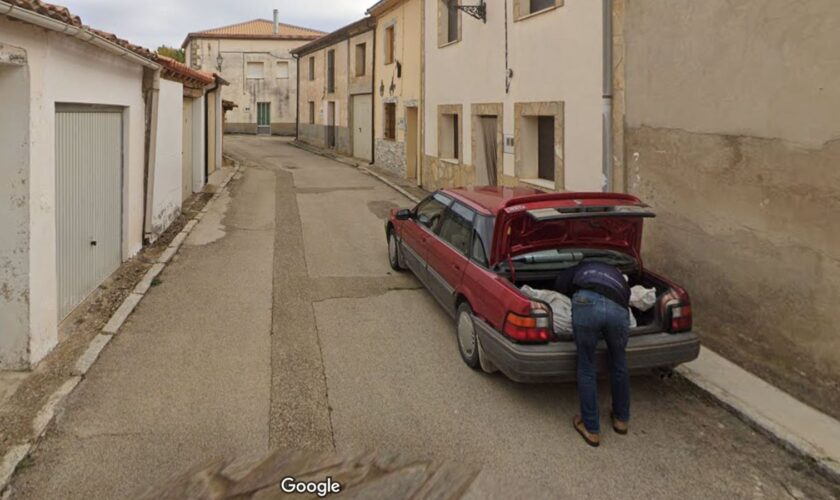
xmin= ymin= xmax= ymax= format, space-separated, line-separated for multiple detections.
xmin=140 ymin=450 xmax=480 ymax=499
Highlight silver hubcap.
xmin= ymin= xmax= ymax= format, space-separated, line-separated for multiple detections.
xmin=388 ymin=234 xmax=397 ymax=264
xmin=458 ymin=311 xmax=476 ymax=358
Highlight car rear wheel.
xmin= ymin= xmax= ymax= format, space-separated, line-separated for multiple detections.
xmin=387 ymin=229 xmax=405 ymax=271
xmin=457 ymin=302 xmax=480 ymax=369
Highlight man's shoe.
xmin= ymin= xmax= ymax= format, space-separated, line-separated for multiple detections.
xmin=611 ymin=413 xmax=628 ymax=435
xmin=573 ymin=415 xmax=600 ymax=447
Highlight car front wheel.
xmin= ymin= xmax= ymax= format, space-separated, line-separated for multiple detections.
xmin=457 ymin=302 xmax=480 ymax=369
xmin=387 ymin=229 xmax=405 ymax=271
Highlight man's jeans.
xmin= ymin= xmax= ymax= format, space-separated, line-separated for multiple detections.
xmin=572 ymin=289 xmax=631 ymax=434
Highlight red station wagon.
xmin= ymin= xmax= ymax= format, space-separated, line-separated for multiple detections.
xmin=385 ymin=187 xmax=700 ymax=382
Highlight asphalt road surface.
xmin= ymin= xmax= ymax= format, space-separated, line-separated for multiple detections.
xmin=9 ymin=136 xmax=838 ymax=500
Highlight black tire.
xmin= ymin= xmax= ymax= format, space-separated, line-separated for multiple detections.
xmin=387 ymin=228 xmax=405 ymax=271
xmin=456 ymin=302 xmax=480 ymax=369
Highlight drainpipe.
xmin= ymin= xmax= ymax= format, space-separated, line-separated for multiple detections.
xmin=370 ymin=25 xmax=377 ymax=165
xmin=293 ymin=53 xmax=300 ymax=141
xmin=602 ymin=0 xmax=614 ymax=192
xmin=203 ymin=79 xmax=219 ymax=183
xmin=0 ymin=1 xmax=159 ymax=70
xmin=142 ymin=68 xmax=161 ymax=243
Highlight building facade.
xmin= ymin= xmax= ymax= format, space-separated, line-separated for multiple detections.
xmin=423 ymin=0 xmax=606 ymax=192
xmin=369 ymin=0 xmax=424 ymax=180
xmin=0 ymin=0 xmax=221 ymax=370
xmin=184 ymin=14 xmax=324 ymax=136
xmin=293 ymin=18 xmax=376 ymax=159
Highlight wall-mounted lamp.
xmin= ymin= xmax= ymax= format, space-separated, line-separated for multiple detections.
xmin=216 ymin=52 xmax=224 ymax=71
xmin=396 ymin=60 xmax=402 ymax=78
xmin=457 ymin=0 xmax=486 ymax=23
xmin=379 ymin=81 xmax=385 ymax=97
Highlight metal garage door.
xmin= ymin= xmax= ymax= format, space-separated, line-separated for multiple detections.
xmin=56 ymin=107 xmax=123 ymax=321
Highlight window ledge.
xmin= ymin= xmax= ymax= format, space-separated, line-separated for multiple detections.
xmin=515 ymin=3 xmax=562 ymax=23
xmin=440 ymin=158 xmax=460 ymax=165
xmin=438 ymin=38 xmax=461 ymax=49
xmin=519 ymin=178 xmax=556 ymax=191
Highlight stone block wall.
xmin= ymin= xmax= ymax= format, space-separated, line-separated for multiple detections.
xmin=375 ymin=139 xmax=407 ymax=177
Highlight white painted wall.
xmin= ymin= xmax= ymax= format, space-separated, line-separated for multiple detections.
xmin=0 ymin=18 xmax=147 ymax=367
xmin=151 ymin=79 xmax=184 ymax=237
xmin=423 ymin=0 xmax=604 ymax=190
xmin=0 ymin=48 xmax=30 ymax=369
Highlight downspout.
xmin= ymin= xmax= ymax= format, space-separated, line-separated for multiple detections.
xmin=204 ymin=79 xmax=219 ymax=183
xmin=602 ymin=0 xmax=614 ymax=192
xmin=370 ymin=25 xmax=377 ymax=165
xmin=293 ymin=53 xmax=300 ymax=141
xmin=0 ymin=1 xmax=159 ymax=70
xmin=142 ymin=68 xmax=161 ymax=243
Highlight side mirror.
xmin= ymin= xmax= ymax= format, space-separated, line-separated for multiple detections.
xmin=395 ymin=209 xmax=412 ymax=221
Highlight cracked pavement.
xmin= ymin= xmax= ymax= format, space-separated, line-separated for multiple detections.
xmin=8 ymin=136 xmax=839 ymax=499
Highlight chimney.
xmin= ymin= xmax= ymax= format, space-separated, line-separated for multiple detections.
xmin=273 ymin=9 xmax=279 ymax=34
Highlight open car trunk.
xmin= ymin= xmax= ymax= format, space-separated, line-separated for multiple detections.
xmin=507 ymin=270 xmax=671 ymax=336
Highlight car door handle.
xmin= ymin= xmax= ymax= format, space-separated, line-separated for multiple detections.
xmin=453 ymin=263 xmax=461 ymax=271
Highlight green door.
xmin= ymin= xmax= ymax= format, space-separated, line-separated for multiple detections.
xmin=257 ymin=102 xmax=271 ymax=135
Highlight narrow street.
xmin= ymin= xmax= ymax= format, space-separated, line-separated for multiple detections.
xmin=10 ymin=136 xmax=838 ymax=499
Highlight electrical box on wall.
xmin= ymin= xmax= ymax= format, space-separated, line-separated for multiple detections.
xmin=504 ymin=134 xmax=514 ymax=154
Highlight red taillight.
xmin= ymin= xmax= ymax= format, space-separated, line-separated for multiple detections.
xmin=670 ymin=304 xmax=692 ymax=332
xmin=503 ymin=302 xmax=554 ymax=343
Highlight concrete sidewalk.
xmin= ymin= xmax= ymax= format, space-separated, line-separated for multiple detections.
xmin=678 ymin=348 xmax=840 ymax=480
xmin=7 ymin=166 xmax=275 ymax=499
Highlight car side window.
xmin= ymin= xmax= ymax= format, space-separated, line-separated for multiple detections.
xmin=471 ymin=231 xmax=488 ymax=267
xmin=414 ymin=193 xmax=451 ymax=233
xmin=472 ymin=215 xmax=494 ymax=266
xmin=438 ymin=203 xmax=474 ymax=255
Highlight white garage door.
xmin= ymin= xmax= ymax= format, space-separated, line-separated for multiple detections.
xmin=56 ymin=107 xmax=123 ymax=321
xmin=352 ymin=94 xmax=373 ymax=162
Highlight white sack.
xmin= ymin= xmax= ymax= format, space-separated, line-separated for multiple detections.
xmin=630 ymin=285 xmax=657 ymax=312
xmin=520 ymin=285 xmax=572 ymax=334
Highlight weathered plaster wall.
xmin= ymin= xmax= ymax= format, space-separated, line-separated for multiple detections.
xmin=190 ymin=96 xmax=206 ymax=194
xmin=189 ymin=38 xmax=306 ymax=135
xmin=423 ymin=0 xmax=603 ymax=191
xmin=1 ymin=18 xmax=147 ymax=367
xmin=373 ymin=0 xmax=423 ymax=175
xmin=348 ymin=30 xmax=374 ymax=96
xmin=0 ymin=44 xmax=30 ymax=369
xmin=297 ymin=29 xmax=374 ymax=159
xmin=151 ymin=79 xmax=184 ymax=237
xmin=181 ymin=97 xmax=194 ymax=205
xmin=624 ymin=0 xmax=840 ymax=414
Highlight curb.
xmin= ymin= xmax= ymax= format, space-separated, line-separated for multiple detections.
xmin=0 ymin=164 xmax=242 ymax=495
xmin=677 ymin=349 xmax=840 ymax=484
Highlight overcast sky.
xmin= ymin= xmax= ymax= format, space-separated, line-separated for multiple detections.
xmin=57 ymin=0 xmax=372 ymax=49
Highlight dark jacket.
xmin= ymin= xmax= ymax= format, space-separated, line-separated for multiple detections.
xmin=553 ymin=262 xmax=630 ymax=308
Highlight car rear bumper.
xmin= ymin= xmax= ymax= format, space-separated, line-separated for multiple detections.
xmin=474 ymin=319 xmax=700 ymax=383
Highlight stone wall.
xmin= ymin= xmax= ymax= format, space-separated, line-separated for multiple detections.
xmin=375 ymin=139 xmax=407 ymax=177
xmin=623 ymin=0 xmax=840 ymax=418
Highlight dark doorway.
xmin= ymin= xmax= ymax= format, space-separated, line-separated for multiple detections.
xmin=537 ymin=116 xmax=555 ymax=181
